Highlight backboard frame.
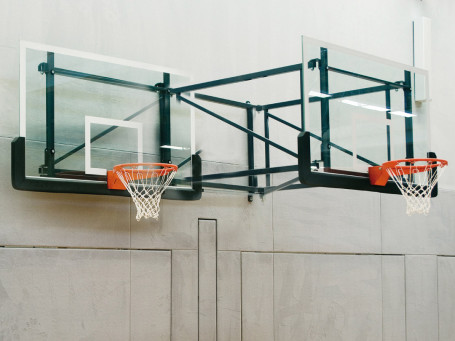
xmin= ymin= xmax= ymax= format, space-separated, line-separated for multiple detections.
xmin=12 ymin=41 xmax=201 ymax=200
xmin=297 ymin=37 xmax=439 ymax=196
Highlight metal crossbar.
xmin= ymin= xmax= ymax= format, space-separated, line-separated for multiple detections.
xmin=177 ymin=95 xmax=299 ymax=158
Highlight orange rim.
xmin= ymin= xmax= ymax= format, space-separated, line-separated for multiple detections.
xmin=369 ymin=158 xmax=448 ymax=186
xmin=113 ymin=163 xmax=178 ymax=179
xmin=108 ymin=163 xmax=178 ymax=190
xmin=382 ymin=158 xmax=448 ymax=176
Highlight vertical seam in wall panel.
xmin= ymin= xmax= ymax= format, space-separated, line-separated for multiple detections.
xmin=198 ymin=219 xmax=200 ymax=341
xmin=170 ymin=250 xmax=173 ymax=341
xmin=273 ymin=253 xmax=275 ymax=341
xmin=381 ymin=255 xmax=384 ymax=341
xmin=215 ymin=219 xmax=218 ymax=341
xmin=272 ymin=188 xmax=275 ymax=253
xmin=380 ymin=193 xmax=383 ymax=254
xmin=129 ymin=183 xmax=132 ymax=340
xmin=436 ymin=256 xmax=440 ymax=341
xmin=198 ymin=218 xmax=217 ymax=341
xmin=404 ymin=256 xmax=408 ymax=341
xmin=240 ymin=251 xmax=243 ymax=341
xmin=129 ymin=250 xmax=132 ymax=341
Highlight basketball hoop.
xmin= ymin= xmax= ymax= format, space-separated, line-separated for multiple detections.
xmin=107 ymin=163 xmax=178 ymax=221
xmin=369 ymin=158 xmax=448 ymax=215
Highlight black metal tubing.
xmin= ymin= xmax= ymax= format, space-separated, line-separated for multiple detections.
xmin=11 ymin=137 xmax=202 ymax=200
xmin=172 ymin=63 xmax=302 ymax=93
xmin=247 ymin=105 xmax=257 ymax=200
xmin=327 ymin=66 xmax=409 ymax=90
xmin=319 ymin=48 xmax=331 ymax=168
xmin=185 ymin=165 xmax=298 ymax=182
xmin=53 ymin=68 xmax=163 ymax=92
xmin=272 ymin=183 xmax=312 ymax=191
xmin=177 ymin=95 xmax=298 ymax=158
xmin=385 ymin=88 xmax=392 ymax=161
xmin=191 ymin=154 xmax=202 ymax=193
xmin=298 ymin=131 xmax=402 ymax=194
xmin=264 ymin=110 xmax=271 ymax=186
xmin=44 ymin=52 xmax=55 ymax=176
xmin=308 ymin=85 xmax=390 ymax=103
xmin=268 ymin=113 xmax=302 ymax=132
xmin=300 ymin=68 xmax=305 ymax=131
xmin=201 ymin=182 xmax=264 ymax=194
xmin=404 ymin=70 xmax=414 ymax=159
xmin=428 ymin=152 xmax=438 ymax=197
xmin=195 ymin=93 xmax=256 ymax=109
xmin=159 ymin=74 xmax=171 ymax=163
xmin=202 ymin=181 xmax=313 ymax=194
xmin=263 ymin=176 xmax=300 ymax=195
xmin=54 ymin=101 xmax=160 ymax=165
xmin=259 ymin=99 xmax=301 ymax=111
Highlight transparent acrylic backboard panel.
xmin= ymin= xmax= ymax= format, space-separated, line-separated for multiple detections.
xmin=302 ymin=37 xmax=430 ymax=175
xmin=20 ymin=42 xmax=193 ymax=188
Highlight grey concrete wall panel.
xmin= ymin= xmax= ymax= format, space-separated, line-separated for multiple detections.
xmin=274 ymin=253 xmax=382 ymax=341
xmin=273 ymin=187 xmax=381 ymax=253
xmin=198 ymin=220 xmax=217 ymax=341
xmin=382 ymin=190 xmax=455 ymax=255
xmin=0 ymin=248 xmax=130 ymax=340
xmin=131 ymin=191 xmax=272 ymax=251
xmin=241 ymin=252 xmax=274 ymax=341
xmin=438 ymin=256 xmax=455 ymax=341
xmin=172 ymin=250 xmax=198 ymax=341
xmin=131 ymin=251 xmax=171 ymax=341
xmin=131 ymin=198 xmax=200 ymax=250
xmin=217 ymin=251 xmax=241 ymax=341
xmin=0 ymin=139 xmax=131 ymax=248
xmin=405 ymin=255 xmax=439 ymax=341
xmin=382 ymin=256 xmax=406 ymax=341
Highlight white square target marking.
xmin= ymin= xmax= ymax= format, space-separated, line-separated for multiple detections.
xmin=85 ymin=116 xmax=143 ymax=176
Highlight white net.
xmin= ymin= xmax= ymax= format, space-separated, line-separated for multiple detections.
xmin=386 ymin=161 xmax=446 ymax=216
xmin=115 ymin=163 xmax=177 ymax=221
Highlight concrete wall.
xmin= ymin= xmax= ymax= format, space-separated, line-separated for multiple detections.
xmin=1 ymin=0 xmax=455 ymax=340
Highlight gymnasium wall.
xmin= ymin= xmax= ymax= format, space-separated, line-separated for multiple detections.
xmin=1 ymin=0 xmax=454 ymax=340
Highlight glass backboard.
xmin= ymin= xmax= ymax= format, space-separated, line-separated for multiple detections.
xmin=302 ymin=37 xmax=430 ymax=176
xmin=18 ymin=41 xmax=195 ymax=195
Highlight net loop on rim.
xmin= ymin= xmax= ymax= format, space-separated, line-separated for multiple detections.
xmin=384 ymin=158 xmax=447 ymax=216
xmin=113 ymin=163 xmax=178 ymax=221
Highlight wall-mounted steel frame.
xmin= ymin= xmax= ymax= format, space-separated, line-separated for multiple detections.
xmin=168 ymin=47 xmax=437 ymax=198
xmin=12 ymin=46 xmax=439 ymax=200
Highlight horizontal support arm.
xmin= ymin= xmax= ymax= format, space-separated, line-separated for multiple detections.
xmin=172 ymin=63 xmax=302 ymax=93
xmin=309 ymin=85 xmax=391 ymax=103
xmin=53 ymin=68 xmax=163 ymax=92
xmin=327 ymin=67 xmax=409 ymax=90
xmin=195 ymin=93 xmax=256 ymax=109
xmin=184 ymin=165 xmax=298 ymax=182
xmin=259 ymin=99 xmax=302 ymax=111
